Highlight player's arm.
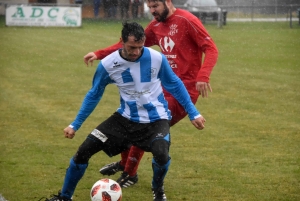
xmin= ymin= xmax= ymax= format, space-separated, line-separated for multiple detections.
xmin=144 ymin=22 xmax=158 ymax=47
xmin=68 ymin=63 xmax=112 ymax=134
xmin=84 ymin=41 xmax=122 ymax=66
xmin=189 ymin=19 xmax=218 ymax=97
xmin=159 ymin=55 xmax=205 ymax=129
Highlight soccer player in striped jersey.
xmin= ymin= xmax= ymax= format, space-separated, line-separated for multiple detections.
xmin=44 ymin=21 xmax=206 ymax=201
xmin=84 ymin=0 xmax=218 ymax=189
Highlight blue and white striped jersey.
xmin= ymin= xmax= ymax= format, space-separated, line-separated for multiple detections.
xmin=70 ymin=47 xmax=200 ymax=131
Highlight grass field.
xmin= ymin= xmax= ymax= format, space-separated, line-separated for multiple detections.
xmin=0 ymin=16 xmax=300 ymax=201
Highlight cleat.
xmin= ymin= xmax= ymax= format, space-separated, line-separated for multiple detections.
xmin=117 ymin=172 xmax=138 ymax=188
xmin=152 ymin=185 xmax=167 ymax=201
xmin=41 ymin=191 xmax=72 ymax=201
xmin=99 ymin=161 xmax=124 ymax=176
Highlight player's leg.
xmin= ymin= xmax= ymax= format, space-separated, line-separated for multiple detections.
xmin=125 ymin=145 xmax=144 ymax=176
xmin=151 ymin=136 xmax=170 ymax=201
xmin=60 ymin=134 xmax=105 ymax=199
xmin=105 ymin=96 xmax=182 ymax=183
xmin=99 ymin=95 xmax=191 ymax=185
xmin=99 ymin=149 xmax=128 ymax=175
xmin=116 ymin=145 xmax=144 ymax=187
xmin=147 ymin=119 xmax=170 ymax=201
xmin=44 ymin=134 xmax=106 ymax=201
xmin=44 ymin=113 xmax=128 ymax=201
xmin=113 ymin=96 xmax=191 ymax=187
xmin=101 ymin=141 xmax=145 ymax=188
xmin=98 ymin=94 xmax=198 ymax=187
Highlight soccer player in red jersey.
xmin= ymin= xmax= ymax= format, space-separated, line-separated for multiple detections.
xmin=83 ymin=0 xmax=218 ymax=188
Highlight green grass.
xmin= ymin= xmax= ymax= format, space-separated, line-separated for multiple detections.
xmin=0 ymin=17 xmax=300 ymax=200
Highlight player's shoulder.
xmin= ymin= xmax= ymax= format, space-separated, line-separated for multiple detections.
xmin=147 ymin=19 xmax=159 ymax=28
xmin=144 ymin=47 xmax=163 ymax=58
xmin=174 ymin=8 xmax=195 ymax=18
xmin=100 ymin=50 xmax=121 ymax=69
xmin=173 ymin=8 xmax=201 ymax=23
xmin=141 ymin=47 xmax=165 ymax=65
xmin=102 ymin=50 xmax=120 ymax=63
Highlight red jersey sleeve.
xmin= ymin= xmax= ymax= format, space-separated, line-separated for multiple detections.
xmin=94 ymin=40 xmax=122 ymax=60
xmin=144 ymin=21 xmax=158 ymax=47
xmin=187 ymin=18 xmax=218 ymax=82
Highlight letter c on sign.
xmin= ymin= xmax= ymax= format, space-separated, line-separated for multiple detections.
xmin=48 ymin=8 xmax=59 ymax=18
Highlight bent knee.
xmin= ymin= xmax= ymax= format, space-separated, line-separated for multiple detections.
xmin=151 ymin=139 xmax=170 ymax=166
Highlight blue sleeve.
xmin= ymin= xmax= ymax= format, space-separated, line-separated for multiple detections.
xmin=70 ymin=63 xmax=112 ymax=131
xmin=159 ymin=54 xmax=201 ymax=120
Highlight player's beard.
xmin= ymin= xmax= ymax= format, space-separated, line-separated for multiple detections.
xmin=153 ymin=3 xmax=169 ymax=22
xmin=122 ymin=49 xmax=138 ymax=62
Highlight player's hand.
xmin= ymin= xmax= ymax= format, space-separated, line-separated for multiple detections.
xmin=84 ymin=52 xmax=97 ymax=67
xmin=64 ymin=126 xmax=76 ymax=139
xmin=196 ymin=82 xmax=212 ymax=98
xmin=191 ymin=116 xmax=206 ymax=130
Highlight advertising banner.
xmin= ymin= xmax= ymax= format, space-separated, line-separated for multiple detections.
xmin=6 ymin=5 xmax=82 ymax=27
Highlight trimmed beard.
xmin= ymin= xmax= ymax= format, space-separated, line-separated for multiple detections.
xmin=156 ymin=3 xmax=169 ymax=22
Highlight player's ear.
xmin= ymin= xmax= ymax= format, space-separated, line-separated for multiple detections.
xmin=120 ymin=37 xmax=125 ymax=46
xmin=165 ymin=0 xmax=171 ymax=5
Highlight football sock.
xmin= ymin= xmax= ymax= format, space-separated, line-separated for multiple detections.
xmin=125 ymin=146 xmax=144 ymax=176
xmin=120 ymin=149 xmax=130 ymax=167
xmin=152 ymin=157 xmax=171 ymax=189
xmin=61 ymin=157 xmax=88 ymax=199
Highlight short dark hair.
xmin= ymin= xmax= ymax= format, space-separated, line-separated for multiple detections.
xmin=121 ymin=21 xmax=145 ymax=43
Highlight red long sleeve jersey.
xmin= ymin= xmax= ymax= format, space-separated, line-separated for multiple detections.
xmin=94 ymin=9 xmax=218 ymax=96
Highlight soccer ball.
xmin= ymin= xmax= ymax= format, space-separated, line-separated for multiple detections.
xmin=90 ymin=178 xmax=122 ymax=201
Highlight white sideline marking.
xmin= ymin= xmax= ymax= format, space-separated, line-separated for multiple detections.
xmin=0 ymin=194 xmax=8 ymax=201
xmin=227 ymin=18 xmax=298 ymax=22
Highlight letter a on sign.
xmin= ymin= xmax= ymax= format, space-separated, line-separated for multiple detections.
xmin=12 ymin=7 xmax=25 ymax=17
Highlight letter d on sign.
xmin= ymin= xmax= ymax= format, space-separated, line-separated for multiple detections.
xmin=30 ymin=8 xmax=43 ymax=18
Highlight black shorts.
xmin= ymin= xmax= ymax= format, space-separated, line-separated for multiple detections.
xmin=90 ymin=112 xmax=170 ymax=157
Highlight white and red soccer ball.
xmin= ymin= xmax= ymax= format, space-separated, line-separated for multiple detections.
xmin=90 ymin=178 xmax=122 ymax=201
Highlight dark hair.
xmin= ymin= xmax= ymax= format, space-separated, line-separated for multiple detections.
xmin=121 ymin=21 xmax=145 ymax=43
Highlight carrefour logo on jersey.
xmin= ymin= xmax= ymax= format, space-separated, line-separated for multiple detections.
xmin=6 ymin=5 xmax=81 ymax=27
xmin=159 ymin=36 xmax=175 ymax=52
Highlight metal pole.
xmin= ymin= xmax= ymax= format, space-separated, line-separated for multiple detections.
xmin=237 ymin=1 xmax=239 ymax=19
xmin=251 ymin=0 xmax=254 ymax=22
xmin=275 ymin=0 xmax=277 ymax=22
xmin=289 ymin=5 xmax=292 ymax=28
xmin=218 ymin=7 xmax=223 ymax=28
